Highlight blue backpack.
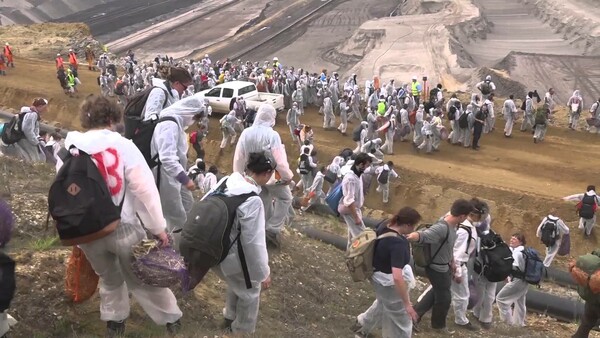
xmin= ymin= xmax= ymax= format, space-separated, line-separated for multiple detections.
xmin=325 ymin=182 xmax=343 ymax=216
xmin=519 ymin=247 xmax=545 ymax=285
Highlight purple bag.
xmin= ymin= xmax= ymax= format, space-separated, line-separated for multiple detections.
xmin=558 ymin=233 xmax=571 ymax=256
xmin=131 ymin=239 xmax=191 ymax=291
xmin=0 ymin=199 xmax=14 ymax=248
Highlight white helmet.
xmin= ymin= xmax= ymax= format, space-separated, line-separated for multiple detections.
xmin=273 ymin=57 xmax=279 ymax=61
xmin=485 ymin=75 xmax=492 ymax=81
xmin=204 ymin=54 xmax=209 ymax=58
xmin=412 ymin=75 xmax=417 ymax=80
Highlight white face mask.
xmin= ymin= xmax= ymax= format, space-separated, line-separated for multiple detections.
xmin=472 ymin=221 xmax=482 ymax=227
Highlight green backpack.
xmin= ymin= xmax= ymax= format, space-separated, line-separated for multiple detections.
xmin=412 ymin=223 xmax=449 ymax=268
xmin=573 ymin=251 xmax=600 ymax=302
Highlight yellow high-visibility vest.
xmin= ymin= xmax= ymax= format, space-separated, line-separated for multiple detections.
xmin=411 ymin=82 xmax=420 ymax=96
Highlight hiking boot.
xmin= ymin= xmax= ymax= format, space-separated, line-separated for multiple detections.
xmin=106 ymin=320 xmax=126 ymax=338
xmin=432 ymin=327 xmax=455 ymax=335
xmin=456 ymin=322 xmax=478 ymax=331
xmin=221 ymin=318 xmax=234 ymax=330
xmin=533 ymin=137 xmax=537 ymax=143
xmin=266 ymin=231 xmax=281 ymax=248
xmin=350 ymin=319 xmax=366 ymax=337
xmin=166 ymin=319 xmax=182 ymax=335
xmin=478 ymin=320 xmax=492 ymax=330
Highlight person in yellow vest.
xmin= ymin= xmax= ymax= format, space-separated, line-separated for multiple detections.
xmin=4 ymin=43 xmax=14 ymax=68
xmin=55 ymin=53 xmax=64 ymax=70
xmin=411 ymin=76 xmax=422 ymax=106
xmin=68 ymin=49 xmax=78 ymax=70
xmin=85 ymin=46 xmax=96 ymax=71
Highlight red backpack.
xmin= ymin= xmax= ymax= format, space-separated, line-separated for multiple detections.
xmin=189 ymin=131 xmax=198 ymax=145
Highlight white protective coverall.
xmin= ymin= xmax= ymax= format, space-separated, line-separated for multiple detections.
xmin=354 ymin=122 xmax=369 ymax=153
xmin=304 ymin=170 xmax=326 ymax=209
xmin=286 ymin=104 xmax=301 ymax=142
xmin=520 ymin=96 xmax=534 ymax=132
xmin=233 ymin=104 xmax=294 ymax=236
xmin=204 ymin=173 xmax=270 ymax=333
xmin=322 ymin=96 xmax=335 ymax=129
xmin=375 ymin=164 xmax=398 ymax=203
xmin=63 ymin=129 xmax=182 ymax=325
xmin=381 ymin=115 xmax=397 ymax=155
xmin=151 ymin=95 xmax=203 ymax=248
xmin=142 ymin=78 xmax=180 ymax=121
xmin=220 ymin=111 xmax=241 ymax=149
xmin=451 ymin=220 xmax=478 ymax=326
xmin=496 ymin=245 xmax=528 ymax=327
xmin=567 ymin=90 xmax=584 ymax=129
xmin=472 ymin=223 xmax=497 ymax=326
xmin=413 ymin=106 xmax=424 ymax=146
xmin=340 ymin=169 xmax=366 ymax=245
xmin=503 ymin=98 xmax=517 ymax=137
xmin=1 ymin=107 xmax=45 ymax=162
xmin=564 ymin=190 xmax=600 ymax=236
xmin=536 ymin=215 xmax=569 ymax=267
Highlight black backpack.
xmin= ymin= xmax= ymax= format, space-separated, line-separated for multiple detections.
xmin=377 ymin=169 xmax=389 ymax=184
xmin=352 ymin=125 xmax=363 ymax=142
xmin=448 ymin=106 xmax=457 ymax=120
xmin=131 ymin=116 xmax=178 ymax=170
xmin=179 ymin=179 xmax=256 ymax=290
xmin=0 ymin=252 xmax=15 ymax=312
xmin=579 ymin=194 xmax=597 ymax=219
xmin=474 ymin=230 xmax=514 ymax=282
xmin=1 ymin=112 xmax=26 ymax=145
xmin=540 ymin=218 xmax=559 ymax=247
xmin=298 ymin=154 xmax=311 ymax=175
xmin=520 ymin=99 xmax=527 ymax=111
xmin=48 ymin=149 xmax=123 ymax=246
xmin=458 ymin=112 xmax=469 ymax=128
xmin=429 ymin=88 xmax=439 ymax=104
xmin=123 ymin=85 xmax=169 ymax=139
xmin=480 ymin=81 xmax=492 ymax=95
xmin=458 ymin=225 xmax=474 ymax=255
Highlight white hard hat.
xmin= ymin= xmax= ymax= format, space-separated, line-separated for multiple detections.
xmin=57 ymin=53 xmax=61 ymax=56
xmin=204 ymin=54 xmax=209 ymax=58
xmin=412 ymin=75 xmax=417 ymax=80
xmin=273 ymin=57 xmax=278 ymax=61
xmin=5 ymin=42 xmax=8 ymax=46
xmin=69 ymin=49 xmax=73 ymax=52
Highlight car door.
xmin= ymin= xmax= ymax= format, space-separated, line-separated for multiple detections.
xmin=204 ymin=87 xmax=222 ymax=112
xmin=222 ymin=88 xmax=235 ymax=111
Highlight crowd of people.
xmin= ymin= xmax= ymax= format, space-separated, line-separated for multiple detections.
xmin=1 ymin=48 xmax=600 ymax=338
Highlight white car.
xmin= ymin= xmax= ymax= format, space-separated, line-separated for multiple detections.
xmin=199 ymin=81 xmax=284 ymax=114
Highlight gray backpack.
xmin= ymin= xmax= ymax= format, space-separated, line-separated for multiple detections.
xmin=179 ymin=179 xmax=255 ymax=290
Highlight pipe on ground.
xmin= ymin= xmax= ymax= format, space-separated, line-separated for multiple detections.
xmin=295 ymin=198 xmax=579 ymax=289
xmin=298 ymin=225 xmax=591 ymax=324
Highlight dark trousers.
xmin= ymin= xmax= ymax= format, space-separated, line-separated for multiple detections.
xmin=414 ymin=267 xmax=452 ymax=329
xmin=192 ymin=143 xmax=204 ymax=160
xmin=573 ymin=301 xmax=600 ymax=338
xmin=472 ymin=123 xmax=483 ymax=148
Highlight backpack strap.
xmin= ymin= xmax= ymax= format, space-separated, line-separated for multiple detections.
xmin=376 ymin=232 xmax=399 ymax=240
xmin=459 ymin=224 xmax=473 ymax=255
xmin=430 ymin=223 xmax=450 ymax=266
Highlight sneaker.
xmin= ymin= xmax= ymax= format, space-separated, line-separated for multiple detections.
xmin=432 ymin=327 xmax=455 ymax=335
xmin=106 ymin=320 xmax=126 ymax=338
xmin=166 ymin=320 xmax=182 ymax=335
xmin=350 ymin=320 xmax=367 ymax=337
xmin=456 ymin=322 xmax=478 ymax=331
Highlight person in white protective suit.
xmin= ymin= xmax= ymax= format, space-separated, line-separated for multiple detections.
xmin=233 ymin=104 xmax=294 ymax=248
xmin=150 ymin=95 xmax=205 ymax=250
xmin=470 ymin=199 xmax=496 ymax=330
xmin=322 ymin=94 xmax=335 ymax=130
xmin=339 ymin=153 xmax=373 ymax=246
xmin=496 ymin=232 xmax=529 ymax=327
xmin=353 ymin=121 xmax=369 ymax=153
xmin=142 ymin=67 xmax=192 ymax=121
xmin=219 ymin=111 xmax=242 ymax=152
xmin=567 ymin=90 xmax=584 ymax=130
xmin=375 ymin=161 xmax=398 ymax=204
xmin=62 ymin=96 xmax=182 ymax=337
xmin=450 ymin=207 xmax=480 ymax=331
xmin=286 ymin=102 xmax=301 ymax=143
xmin=337 ymin=95 xmax=351 ymax=135
xmin=503 ymin=95 xmax=517 ymax=137
xmin=1 ymin=98 xmax=49 ymax=163
xmin=563 ymin=185 xmax=600 ymax=237
xmin=361 ymin=138 xmax=384 ymax=160
xmin=380 ymin=113 xmax=397 ymax=155
xmin=536 ymin=208 xmax=569 ymax=267
xmin=301 ymin=166 xmax=326 ymax=211
xmin=204 ymin=152 xmax=272 ymax=334
xmin=520 ymin=92 xmax=535 ymax=132
xmin=352 ymin=207 xmax=421 ymax=338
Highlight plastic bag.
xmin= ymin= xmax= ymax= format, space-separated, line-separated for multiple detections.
xmin=131 ymin=239 xmax=190 ymax=290
xmin=65 ymin=246 xmax=99 ymax=303
xmin=558 ymin=233 xmax=570 ymax=256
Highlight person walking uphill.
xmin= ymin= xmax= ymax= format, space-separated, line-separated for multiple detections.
xmin=340 ymin=153 xmax=373 ymax=246
xmin=1 ymin=98 xmax=49 ymax=163
xmin=60 ymin=96 xmax=182 ymax=337
xmin=233 ymin=104 xmax=294 ymax=248
xmin=564 ymin=185 xmax=600 ymax=237
xmin=406 ymin=199 xmax=473 ymax=334
xmin=206 ymin=153 xmax=272 ymax=334
xmin=352 ymin=207 xmax=422 ymax=338
xmin=150 ymin=95 xmax=206 ymax=250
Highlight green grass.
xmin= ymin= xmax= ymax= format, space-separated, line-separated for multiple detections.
xmin=29 ymin=236 xmax=60 ymax=251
